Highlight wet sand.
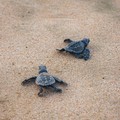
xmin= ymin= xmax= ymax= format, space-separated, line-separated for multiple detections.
xmin=0 ymin=0 xmax=120 ymax=120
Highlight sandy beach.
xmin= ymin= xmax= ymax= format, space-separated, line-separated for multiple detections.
xmin=0 ymin=0 xmax=120 ymax=120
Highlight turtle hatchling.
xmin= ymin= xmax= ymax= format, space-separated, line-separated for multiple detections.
xmin=21 ymin=65 xmax=67 ymax=97
xmin=57 ymin=38 xmax=90 ymax=60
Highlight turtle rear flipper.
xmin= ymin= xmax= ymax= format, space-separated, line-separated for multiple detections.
xmin=74 ymin=49 xmax=90 ymax=60
xmin=21 ymin=76 xmax=37 ymax=85
xmin=64 ymin=39 xmax=73 ymax=43
xmin=50 ymin=85 xmax=62 ymax=93
xmin=38 ymin=86 xmax=44 ymax=97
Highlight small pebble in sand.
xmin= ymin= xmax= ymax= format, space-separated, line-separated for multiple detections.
xmin=12 ymin=62 xmax=15 ymax=65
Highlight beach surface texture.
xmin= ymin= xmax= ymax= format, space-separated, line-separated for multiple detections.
xmin=0 ymin=0 xmax=120 ymax=120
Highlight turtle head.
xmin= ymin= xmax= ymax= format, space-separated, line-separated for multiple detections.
xmin=81 ymin=38 xmax=90 ymax=47
xmin=39 ymin=65 xmax=48 ymax=74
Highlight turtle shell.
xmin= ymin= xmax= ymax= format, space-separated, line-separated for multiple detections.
xmin=35 ymin=73 xmax=55 ymax=86
xmin=65 ymin=41 xmax=85 ymax=53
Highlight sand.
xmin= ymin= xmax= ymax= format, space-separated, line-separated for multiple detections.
xmin=0 ymin=0 xmax=120 ymax=120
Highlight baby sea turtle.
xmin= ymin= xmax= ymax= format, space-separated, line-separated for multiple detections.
xmin=21 ymin=65 xmax=67 ymax=97
xmin=57 ymin=38 xmax=90 ymax=60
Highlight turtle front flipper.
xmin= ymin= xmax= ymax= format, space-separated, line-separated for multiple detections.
xmin=53 ymin=76 xmax=68 ymax=86
xmin=21 ymin=76 xmax=37 ymax=85
xmin=56 ymin=48 xmax=65 ymax=52
xmin=64 ymin=39 xmax=73 ymax=43
xmin=83 ymin=48 xmax=90 ymax=60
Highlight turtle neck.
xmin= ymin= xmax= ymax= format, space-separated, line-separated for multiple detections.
xmin=39 ymin=70 xmax=48 ymax=74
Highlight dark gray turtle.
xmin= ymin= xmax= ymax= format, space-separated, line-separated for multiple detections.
xmin=21 ymin=65 xmax=67 ymax=97
xmin=57 ymin=38 xmax=90 ymax=60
